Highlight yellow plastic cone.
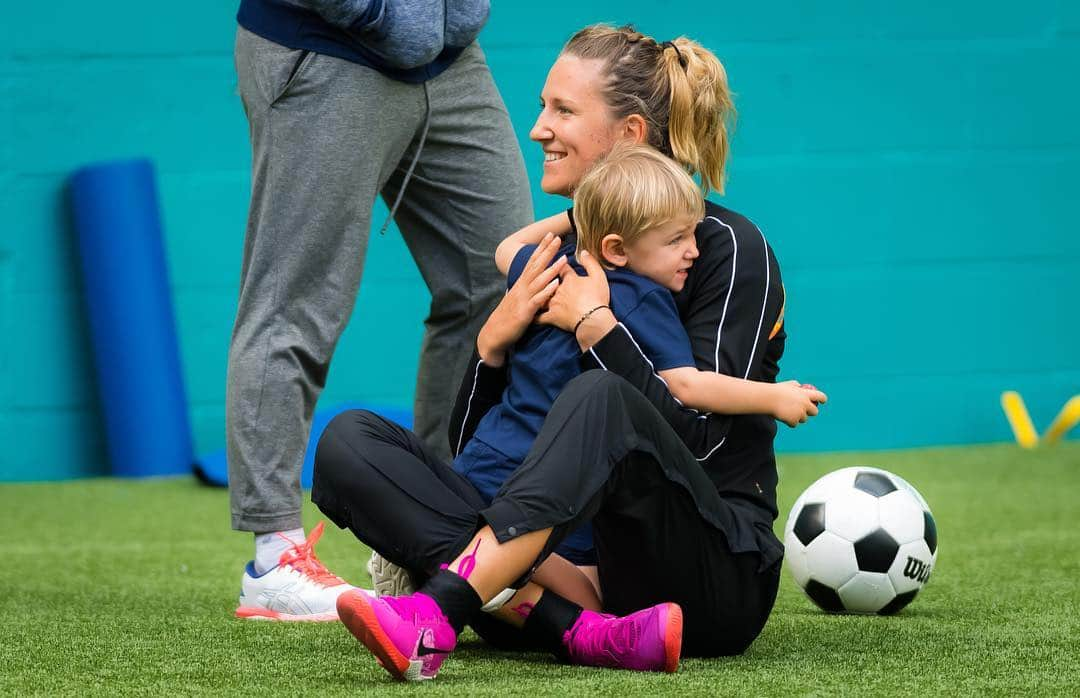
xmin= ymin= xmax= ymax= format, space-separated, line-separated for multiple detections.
xmin=1043 ymin=395 xmax=1080 ymax=445
xmin=1000 ymin=391 xmax=1039 ymax=449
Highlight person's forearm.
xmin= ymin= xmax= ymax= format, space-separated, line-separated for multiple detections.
xmin=476 ymin=324 xmax=509 ymax=367
xmin=495 ymin=212 xmax=571 ymax=274
xmin=573 ymin=308 xmax=617 ymax=351
xmin=678 ymin=371 xmax=777 ymax=415
xmin=582 ymin=327 xmax=716 ymax=456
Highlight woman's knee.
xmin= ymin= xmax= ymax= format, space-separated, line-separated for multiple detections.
xmin=683 ymin=567 xmax=780 ymax=657
xmin=683 ymin=614 xmax=762 ymax=657
xmin=314 ymin=410 xmax=380 ymax=484
xmin=558 ymin=369 xmax=635 ymax=405
xmin=325 ymin=409 xmax=384 ymax=438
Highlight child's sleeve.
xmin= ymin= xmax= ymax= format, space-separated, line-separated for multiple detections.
xmin=507 ymin=244 xmax=539 ymax=289
xmin=507 ymin=240 xmax=577 ymax=289
xmin=619 ymin=289 xmax=696 ymax=371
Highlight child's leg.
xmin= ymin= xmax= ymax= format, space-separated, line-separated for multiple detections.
xmin=443 ymin=525 xmax=552 ymax=608
xmin=532 ymin=555 xmax=602 ymax=611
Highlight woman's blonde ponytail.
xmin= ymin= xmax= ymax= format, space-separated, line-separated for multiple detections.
xmin=562 ymin=25 xmax=735 ymax=195
xmin=666 ymin=37 xmax=735 ymax=194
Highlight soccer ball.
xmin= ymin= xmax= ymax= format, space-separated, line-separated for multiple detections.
xmin=783 ymin=467 xmax=937 ymax=615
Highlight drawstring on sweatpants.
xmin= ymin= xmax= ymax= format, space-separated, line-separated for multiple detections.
xmin=379 ymin=82 xmax=432 ymax=235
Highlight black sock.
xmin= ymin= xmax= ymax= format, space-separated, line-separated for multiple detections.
xmin=418 ymin=570 xmax=482 ymax=634
xmin=523 ymin=592 xmax=584 ymax=659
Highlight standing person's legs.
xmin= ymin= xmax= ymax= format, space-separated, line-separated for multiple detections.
xmin=381 ymin=42 xmax=533 ymax=460
xmin=228 ymin=28 xmax=426 ymax=616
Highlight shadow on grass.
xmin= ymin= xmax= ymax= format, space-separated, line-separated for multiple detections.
xmin=783 ymin=606 xmax=945 ymax=619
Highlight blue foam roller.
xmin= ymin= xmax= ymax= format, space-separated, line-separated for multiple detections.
xmin=70 ymin=159 xmax=193 ymax=477
xmin=194 ymin=403 xmax=413 ymax=488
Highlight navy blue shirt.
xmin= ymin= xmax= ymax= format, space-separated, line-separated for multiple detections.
xmin=238 ymin=0 xmax=466 ymax=84
xmin=454 ymin=242 xmax=695 ymax=501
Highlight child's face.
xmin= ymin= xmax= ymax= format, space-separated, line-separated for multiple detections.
xmin=622 ymin=215 xmax=700 ymax=292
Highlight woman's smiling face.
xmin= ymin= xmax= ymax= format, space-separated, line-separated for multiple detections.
xmin=530 ymin=55 xmax=629 ymax=197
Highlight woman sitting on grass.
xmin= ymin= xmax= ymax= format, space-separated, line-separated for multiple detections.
xmin=313 ymin=24 xmax=825 ymax=681
xmin=320 ymin=143 xmax=822 ymax=680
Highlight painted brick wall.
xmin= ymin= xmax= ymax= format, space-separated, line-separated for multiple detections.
xmin=2 ymin=2 xmax=1077 ymax=480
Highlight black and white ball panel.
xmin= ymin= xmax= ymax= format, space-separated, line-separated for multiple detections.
xmin=793 ymin=502 xmax=826 ymax=546
xmin=853 ymin=471 xmax=897 ymax=497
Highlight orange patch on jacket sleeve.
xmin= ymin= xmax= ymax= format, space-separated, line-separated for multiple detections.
xmin=769 ymin=284 xmax=786 ymax=340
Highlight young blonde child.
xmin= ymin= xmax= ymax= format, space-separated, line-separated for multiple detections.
xmin=494 ymin=142 xmax=821 ymax=426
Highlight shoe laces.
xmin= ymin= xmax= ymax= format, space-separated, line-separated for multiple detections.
xmin=572 ymin=612 xmax=641 ymax=661
xmin=277 ymin=521 xmax=345 ymax=587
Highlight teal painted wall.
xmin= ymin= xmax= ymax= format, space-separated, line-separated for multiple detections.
xmin=2 ymin=2 xmax=1077 ymax=480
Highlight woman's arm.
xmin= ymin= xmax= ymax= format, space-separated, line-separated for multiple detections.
xmin=659 ymin=367 xmax=826 ymax=427
xmin=538 ymin=240 xmax=792 ymax=458
xmin=479 ymin=233 xmax=567 ymax=367
xmin=538 ymin=253 xmax=720 ymax=453
xmin=495 ymin=211 xmax=572 ymax=275
xmin=590 ymin=210 xmax=790 ymax=456
xmin=448 ymin=349 xmax=508 ymax=457
xmin=448 ymin=235 xmax=567 ymax=454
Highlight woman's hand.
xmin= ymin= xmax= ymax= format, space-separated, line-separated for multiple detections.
xmin=538 ymin=250 xmax=616 ymax=350
xmin=476 ymin=233 xmax=567 ymax=367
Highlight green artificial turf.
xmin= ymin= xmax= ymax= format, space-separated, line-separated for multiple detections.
xmin=3 ymin=442 xmax=1078 ymax=695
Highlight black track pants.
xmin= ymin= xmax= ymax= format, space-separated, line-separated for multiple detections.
xmin=312 ymin=409 xmax=487 ymax=577
xmin=312 ymin=370 xmax=781 ymax=656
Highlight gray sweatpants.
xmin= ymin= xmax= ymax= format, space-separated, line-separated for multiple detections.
xmin=228 ymin=27 xmax=533 ymax=533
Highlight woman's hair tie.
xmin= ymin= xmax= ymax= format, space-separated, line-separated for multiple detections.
xmin=661 ymin=40 xmax=688 ymax=69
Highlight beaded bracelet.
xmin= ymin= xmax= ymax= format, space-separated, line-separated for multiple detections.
xmin=573 ymin=304 xmax=612 ymax=335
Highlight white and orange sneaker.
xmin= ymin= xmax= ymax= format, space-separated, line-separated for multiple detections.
xmin=236 ymin=521 xmax=353 ymax=621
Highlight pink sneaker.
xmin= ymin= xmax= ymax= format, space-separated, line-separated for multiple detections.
xmin=563 ymin=604 xmax=683 ymax=673
xmin=336 ymin=590 xmax=457 ymax=681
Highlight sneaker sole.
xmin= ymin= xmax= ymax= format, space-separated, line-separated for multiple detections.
xmin=235 ymin=606 xmax=338 ymax=622
xmin=367 ymin=553 xmax=417 ymax=597
xmin=662 ymin=603 xmax=684 ymax=674
xmin=337 ymin=591 xmax=420 ymax=681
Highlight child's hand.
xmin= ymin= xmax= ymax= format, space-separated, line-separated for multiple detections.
xmin=772 ymin=380 xmax=828 ymax=427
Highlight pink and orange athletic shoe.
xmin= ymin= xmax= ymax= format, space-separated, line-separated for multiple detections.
xmin=563 ymin=603 xmax=683 ymax=673
xmin=235 ymin=522 xmax=352 ymax=621
xmin=337 ymin=590 xmax=457 ymax=681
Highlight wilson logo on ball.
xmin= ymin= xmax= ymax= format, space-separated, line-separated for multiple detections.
xmin=903 ymin=556 xmax=932 ymax=583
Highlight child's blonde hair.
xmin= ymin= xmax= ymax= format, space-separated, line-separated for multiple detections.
xmin=574 ymin=143 xmax=704 ymax=263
